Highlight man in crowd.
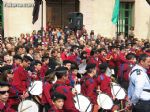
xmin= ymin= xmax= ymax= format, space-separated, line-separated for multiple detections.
xmin=0 ymin=81 xmax=15 ymax=112
xmin=128 ymin=54 xmax=150 ymax=112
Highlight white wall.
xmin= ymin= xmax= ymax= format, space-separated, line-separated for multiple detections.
xmin=3 ymin=0 xmax=46 ymax=37
xmin=134 ymin=0 xmax=150 ymax=40
xmin=80 ymin=0 xmax=116 ymax=38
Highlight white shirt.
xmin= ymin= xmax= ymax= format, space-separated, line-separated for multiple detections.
xmin=128 ymin=64 xmax=150 ymax=105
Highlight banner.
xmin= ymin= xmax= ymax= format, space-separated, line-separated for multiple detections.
xmin=111 ymin=0 xmax=120 ymax=24
xmin=32 ymin=0 xmax=42 ymax=24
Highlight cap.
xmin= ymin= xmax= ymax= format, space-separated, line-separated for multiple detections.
xmin=63 ymin=60 xmax=72 ymax=65
xmin=71 ymin=62 xmax=79 ymax=70
xmin=23 ymin=55 xmax=33 ymax=62
xmin=0 ymin=81 xmax=10 ymax=87
xmin=0 ymin=65 xmax=13 ymax=73
xmin=13 ymin=54 xmax=22 ymax=60
xmin=86 ymin=63 xmax=96 ymax=70
xmin=51 ymin=92 xmax=66 ymax=101
xmin=55 ymin=66 xmax=68 ymax=76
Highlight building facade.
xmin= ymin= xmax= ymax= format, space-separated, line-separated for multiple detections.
xmin=1 ymin=0 xmax=150 ymax=40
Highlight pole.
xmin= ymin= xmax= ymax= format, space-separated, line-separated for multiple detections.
xmin=41 ymin=0 xmax=43 ymax=37
xmin=117 ymin=21 xmax=118 ymax=39
xmin=61 ymin=0 xmax=63 ymax=28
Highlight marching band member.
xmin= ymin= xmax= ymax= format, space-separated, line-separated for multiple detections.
xmin=52 ymin=66 xmax=79 ymax=112
xmin=97 ymin=63 xmax=113 ymax=98
xmin=81 ymin=63 xmax=100 ymax=112
xmin=128 ymin=54 xmax=150 ymax=112
xmin=12 ymin=54 xmax=22 ymax=72
xmin=42 ymin=69 xmax=56 ymax=112
xmin=51 ymin=92 xmax=66 ymax=112
xmin=31 ymin=60 xmax=42 ymax=81
xmin=117 ymin=53 xmax=136 ymax=90
xmin=41 ymin=55 xmax=49 ymax=80
xmin=11 ymin=55 xmax=33 ymax=106
xmin=0 ymin=82 xmax=15 ymax=112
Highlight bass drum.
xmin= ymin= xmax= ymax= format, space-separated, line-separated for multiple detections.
xmin=97 ymin=93 xmax=114 ymax=110
xmin=111 ymin=82 xmax=126 ymax=100
xmin=74 ymin=94 xmax=92 ymax=112
xmin=18 ymin=100 xmax=39 ymax=112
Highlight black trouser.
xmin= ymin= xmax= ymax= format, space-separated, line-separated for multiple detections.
xmin=132 ymin=100 xmax=150 ymax=112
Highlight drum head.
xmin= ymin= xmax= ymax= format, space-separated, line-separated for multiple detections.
xmin=78 ymin=63 xmax=86 ymax=74
xmin=111 ymin=82 xmax=126 ymax=100
xmin=74 ymin=94 xmax=92 ymax=112
xmin=97 ymin=93 xmax=114 ymax=110
xmin=28 ymin=81 xmax=43 ymax=95
xmin=18 ymin=100 xmax=39 ymax=112
xmin=74 ymin=84 xmax=81 ymax=93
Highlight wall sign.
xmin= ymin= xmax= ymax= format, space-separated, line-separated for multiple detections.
xmin=4 ymin=3 xmax=34 ymax=8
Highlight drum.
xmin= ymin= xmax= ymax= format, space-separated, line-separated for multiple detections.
xmin=28 ymin=81 xmax=43 ymax=95
xmin=74 ymin=84 xmax=81 ymax=93
xmin=52 ymin=75 xmax=57 ymax=84
xmin=18 ymin=100 xmax=39 ymax=112
xmin=111 ymin=82 xmax=126 ymax=100
xmin=74 ymin=94 xmax=92 ymax=112
xmin=78 ymin=63 xmax=87 ymax=74
xmin=97 ymin=93 xmax=114 ymax=110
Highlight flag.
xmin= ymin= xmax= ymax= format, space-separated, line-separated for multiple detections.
xmin=146 ymin=0 xmax=150 ymax=5
xmin=111 ymin=0 xmax=120 ymax=24
xmin=32 ymin=0 xmax=42 ymax=24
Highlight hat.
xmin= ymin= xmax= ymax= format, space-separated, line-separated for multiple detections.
xmin=63 ymin=60 xmax=72 ymax=65
xmin=71 ymin=62 xmax=79 ymax=70
xmin=13 ymin=54 xmax=22 ymax=60
xmin=86 ymin=63 xmax=96 ymax=70
xmin=99 ymin=63 xmax=108 ymax=73
xmin=0 ymin=81 xmax=10 ymax=87
xmin=0 ymin=65 xmax=13 ymax=73
xmin=55 ymin=66 xmax=68 ymax=76
xmin=23 ymin=55 xmax=33 ymax=62
xmin=51 ymin=92 xmax=66 ymax=101
xmin=45 ymin=68 xmax=55 ymax=77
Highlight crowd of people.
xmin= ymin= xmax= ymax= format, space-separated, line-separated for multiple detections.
xmin=0 ymin=24 xmax=150 ymax=112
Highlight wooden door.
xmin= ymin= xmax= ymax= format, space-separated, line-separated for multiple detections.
xmin=46 ymin=0 xmax=79 ymax=28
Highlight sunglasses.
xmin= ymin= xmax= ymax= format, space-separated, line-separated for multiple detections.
xmin=0 ymin=90 xmax=9 ymax=95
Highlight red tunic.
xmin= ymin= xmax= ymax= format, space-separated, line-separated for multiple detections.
xmin=96 ymin=74 xmax=113 ymax=97
xmin=40 ymin=64 xmax=49 ymax=79
xmin=54 ymin=80 xmax=79 ymax=112
xmin=12 ymin=66 xmax=30 ymax=94
xmin=81 ymin=74 xmax=98 ymax=105
xmin=0 ymin=101 xmax=15 ymax=112
xmin=42 ymin=82 xmax=53 ymax=106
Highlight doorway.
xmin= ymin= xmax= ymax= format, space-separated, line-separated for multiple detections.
xmin=46 ymin=0 xmax=80 ymax=28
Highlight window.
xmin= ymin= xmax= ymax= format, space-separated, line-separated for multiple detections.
xmin=118 ymin=2 xmax=134 ymax=37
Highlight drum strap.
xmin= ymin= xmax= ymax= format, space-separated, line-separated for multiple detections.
xmin=120 ymin=64 xmax=124 ymax=81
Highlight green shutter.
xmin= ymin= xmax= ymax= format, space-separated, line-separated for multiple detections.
xmin=118 ymin=2 xmax=134 ymax=37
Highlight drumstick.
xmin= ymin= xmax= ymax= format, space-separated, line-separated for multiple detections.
xmin=20 ymin=105 xmax=32 ymax=112
xmin=20 ymin=83 xmax=37 ymax=111
xmin=114 ymin=86 xmax=122 ymax=98
xmin=110 ymin=83 xmax=115 ymax=97
xmin=76 ymin=93 xmax=80 ymax=109
xmin=117 ymin=108 xmax=127 ymax=112
xmin=85 ymin=102 xmax=91 ymax=112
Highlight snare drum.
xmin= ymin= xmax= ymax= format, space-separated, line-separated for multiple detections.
xmin=18 ymin=100 xmax=39 ymax=112
xmin=74 ymin=94 xmax=92 ymax=112
xmin=97 ymin=93 xmax=114 ymax=110
xmin=28 ymin=81 xmax=43 ymax=95
xmin=74 ymin=84 xmax=81 ymax=93
xmin=111 ymin=82 xmax=126 ymax=100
